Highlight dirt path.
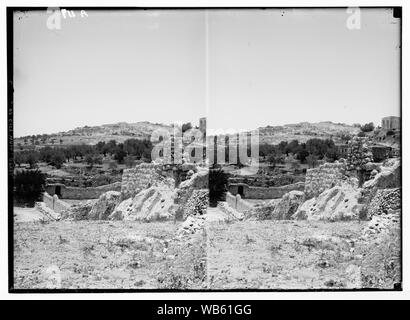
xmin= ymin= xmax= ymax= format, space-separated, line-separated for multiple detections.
xmin=14 ymin=207 xmax=44 ymax=223
xmin=205 ymin=207 xmax=229 ymax=222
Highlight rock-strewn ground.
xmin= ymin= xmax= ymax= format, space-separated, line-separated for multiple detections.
xmin=14 ymin=216 xmax=401 ymax=290
xmin=13 ymin=220 xmax=206 ymax=290
xmin=206 ymin=219 xmax=400 ymax=290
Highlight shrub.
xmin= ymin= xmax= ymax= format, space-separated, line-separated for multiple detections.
xmin=14 ymin=169 xmax=46 ymax=206
xmin=209 ymin=168 xmax=229 ymax=207
xmin=85 ymin=153 xmax=103 ymax=168
xmin=360 ymin=122 xmax=375 ymax=132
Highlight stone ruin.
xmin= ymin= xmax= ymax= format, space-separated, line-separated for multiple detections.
xmin=247 ymin=155 xmax=401 ymax=224
xmin=61 ymin=162 xmax=209 ymax=224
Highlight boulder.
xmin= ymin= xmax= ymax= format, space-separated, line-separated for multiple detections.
xmin=363 ymin=159 xmax=401 ymax=189
xmin=292 ymin=185 xmax=363 ymax=221
xmin=88 ymin=191 xmax=122 ymax=220
xmin=110 ymin=185 xmax=176 ymax=222
xmin=271 ymin=190 xmax=305 ymax=220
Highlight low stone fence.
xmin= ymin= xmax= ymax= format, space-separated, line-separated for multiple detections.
xmin=226 ymin=192 xmax=254 ymax=213
xmin=43 ymin=192 xmax=71 ymax=214
xmin=46 ymin=182 xmax=121 ymax=200
xmin=228 ymin=182 xmax=305 ymax=199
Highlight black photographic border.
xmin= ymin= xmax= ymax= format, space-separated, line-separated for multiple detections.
xmin=7 ymin=6 xmax=403 ymax=294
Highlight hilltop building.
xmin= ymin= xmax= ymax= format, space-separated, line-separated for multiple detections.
xmin=382 ymin=116 xmax=400 ymax=130
xmin=199 ymin=117 xmax=206 ymax=135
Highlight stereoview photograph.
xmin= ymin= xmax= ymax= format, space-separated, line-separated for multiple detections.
xmin=10 ymin=7 xmax=401 ymax=290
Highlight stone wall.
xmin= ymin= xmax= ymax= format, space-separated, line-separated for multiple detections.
xmin=226 ymin=192 xmax=254 ymax=213
xmin=121 ymin=163 xmax=163 ymax=199
xmin=43 ymin=192 xmax=54 ymax=210
xmin=304 ymin=162 xmax=347 ymax=199
xmin=46 ymin=182 xmax=121 ymax=200
xmin=43 ymin=192 xmax=71 ymax=214
xmin=53 ymin=196 xmax=71 ymax=213
xmin=228 ymin=182 xmax=305 ymax=200
xmin=226 ymin=192 xmax=237 ymax=208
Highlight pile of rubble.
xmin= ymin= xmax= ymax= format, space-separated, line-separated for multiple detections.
xmin=61 ymin=163 xmax=209 ymax=224
xmin=183 ymin=189 xmax=209 ymax=218
xmin=360 ymin=209 xmax=400 ymax=241
xmin=367 ymin=188 xmax=401 ymax=218
xmin=60 ymin=199 xmax=97 ymax=220
xmin=177 ymin=215 xmax=205 ymax=237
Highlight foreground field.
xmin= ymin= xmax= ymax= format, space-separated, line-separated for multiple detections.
xmin=14 ymin=219 xmax=400 ymax=290
xmin=206 ymin=220 xmax=400 ymax=290
xmin=14 ymin=221 xmax=206 ymax=289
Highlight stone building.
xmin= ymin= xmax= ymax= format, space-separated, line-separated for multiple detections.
xmin=382 ymin=116 xmax=400 ymax=130
xmin=199 ymin=117 xmax=206 ymax=135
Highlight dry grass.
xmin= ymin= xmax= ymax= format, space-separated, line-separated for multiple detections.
xmin=357 ymin=225 xmax=401 ymax=289
xmin=13 ymin=220 xmax=206 ymax=290
xmin=13 ymin=218 xmax=401 ymax=290
xmin=206 ymin=220 xmax=380 ymax=290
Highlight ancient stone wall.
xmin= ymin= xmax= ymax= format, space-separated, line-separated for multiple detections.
xmin=226 ymin=192 xmax=237 ymax=208
xmin=304 ymin=162 xmax=347 ymax=199
xmin=46 ymin=182 xmax=121 ymax=200
xmin=121 ymin=163 xmax=163 ymax=199
xmin=228 ymin=182 xmax=305 ymax=199
xmin=43 ymin=192 xmax=54 ymax=210
xmin=43 ymin=192 xmax=71 ymax=214
xmin=226 ymin=192 xmax=254 ymax=213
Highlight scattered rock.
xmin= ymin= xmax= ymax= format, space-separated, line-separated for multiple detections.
xmin=183 ymin=189 xmax=209 ymax=218
xmin=367 ymin=188 xmax=401 ymax=218
xmin=177 ymin=216 xmax=205 ymax=236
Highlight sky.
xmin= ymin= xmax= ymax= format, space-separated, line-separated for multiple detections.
xmin=13 ymin=8 xmax=400 ymax=137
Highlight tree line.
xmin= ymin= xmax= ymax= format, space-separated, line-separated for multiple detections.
xmin=14 ymin=138 xmax=153 ymax=169
xmin=259 ymin=138 xmax=340 ymax=168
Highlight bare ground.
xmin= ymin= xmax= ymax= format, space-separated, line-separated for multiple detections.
xmin=13 ymin=218 xmax=400 ymax=290
xmin=13 ymin=220 xmax=206 ymax=290
xmin=206 ymin=220 xmax=399 ymax=290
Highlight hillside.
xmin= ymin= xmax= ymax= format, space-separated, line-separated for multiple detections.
xmin=257 ymin=121 xmax=360 ymax=144
xmin=14 ymin=122 xmax=172 ymax=147
xmin=15 ymin=120 xmax=361 ymax=148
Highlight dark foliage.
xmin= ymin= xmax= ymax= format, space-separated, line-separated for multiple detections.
xmin=14 ymin=170 xmax=46 ymax=206
xmin=209 ymin=168 xmax=229 ymax=207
